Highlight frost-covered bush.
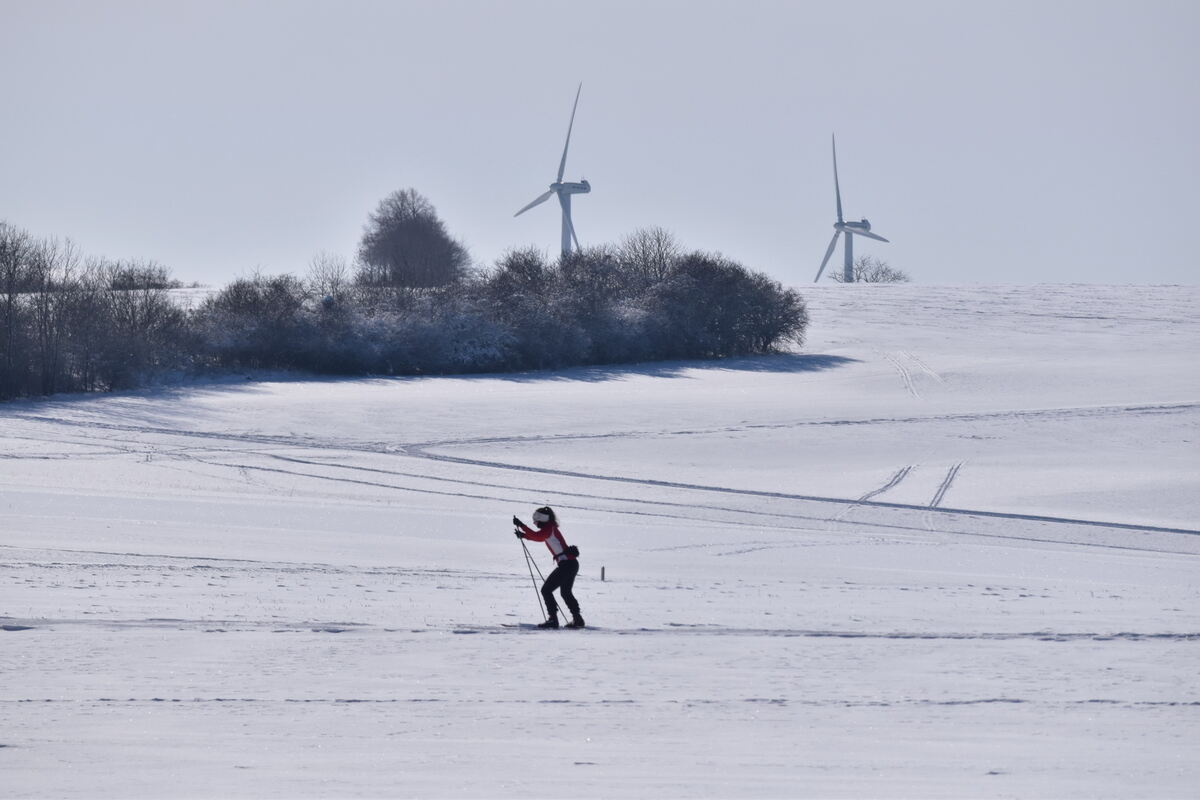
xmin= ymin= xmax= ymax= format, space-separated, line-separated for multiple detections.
xmin=644 ymin=252 xmax=806 ymax=359
xmin=187 ymin=239 xmax=811 ymax=376
xmin=195 ymin=273 xmax=314 ymax=369
xmin=364 ymin=296 xmax=515 ymax=375
xmin=464 ymin=242 xmax=805 ymax=371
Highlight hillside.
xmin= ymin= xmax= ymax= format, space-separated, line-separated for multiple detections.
xmin=3 ymin=284 xmax=1198 ymax=798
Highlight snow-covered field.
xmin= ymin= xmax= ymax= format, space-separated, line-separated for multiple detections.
xmin=3 ymin=284 xmax=1198 ymax=799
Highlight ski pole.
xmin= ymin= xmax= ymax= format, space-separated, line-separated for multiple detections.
xmin=522 ymin=538 xmax=546 ymax=583
xmin=519 ymin=532 xmax=547 ymax=622
xmin=521 ymin=538 xmax=562 ymax=624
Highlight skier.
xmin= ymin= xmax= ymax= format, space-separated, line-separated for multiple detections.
xmin=513 ymin=506 xmax=585 ymax=629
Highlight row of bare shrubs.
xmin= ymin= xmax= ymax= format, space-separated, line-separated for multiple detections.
xmin=199 ymin=239 xmax=808 ymax=375
xmin=1 ymin=222 xmax=808 ymax=400
xmin=0 ymin=223 xmax=192 ymax=399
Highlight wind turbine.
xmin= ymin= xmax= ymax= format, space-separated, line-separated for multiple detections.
xmin=514 ymin=83 xmax=591 ymax=259
xmin=814 ymin=134 xmax=889 ymax=283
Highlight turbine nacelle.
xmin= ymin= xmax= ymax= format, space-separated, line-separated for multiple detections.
xmin=552 ymin=179 xmax=591 ymax=195
xmin=836 ymin=219 xmax=889 ymax=243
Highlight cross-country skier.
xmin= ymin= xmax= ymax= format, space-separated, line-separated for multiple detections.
xmin=513 ymin=506 xmax=585 ymax=629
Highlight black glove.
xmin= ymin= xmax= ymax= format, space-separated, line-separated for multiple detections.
xmin=514 ymin=529 xmax=524 ymax=539
xmin=512 ymin=516 xmax=522 ymax=528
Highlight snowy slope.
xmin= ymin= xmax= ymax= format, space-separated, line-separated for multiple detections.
xmin=2 ymin=284 xmax=1198 ymax=798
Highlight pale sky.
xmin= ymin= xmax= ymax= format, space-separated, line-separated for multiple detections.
xmin=3 ymin=0 xmax=1197 ymax=287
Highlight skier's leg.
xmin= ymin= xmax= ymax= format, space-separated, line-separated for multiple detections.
xmin=541 ymin=566 xmax=563 ymax=619
xmin=558 ymin=560 xmax=584 ymax=627
xmin=559 ymin=560 xmax=581 ymax=618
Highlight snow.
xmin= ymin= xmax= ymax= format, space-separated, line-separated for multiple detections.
xmin=3 ymin=284 xmax=1198 ymax=798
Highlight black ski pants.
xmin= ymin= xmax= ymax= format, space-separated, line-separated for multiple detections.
xmin=541 ymin=558 xmax=580 ymax=619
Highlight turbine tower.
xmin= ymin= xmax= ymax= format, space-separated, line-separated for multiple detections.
xmin=515 ymin=83 xmax=591 ymax=259
xmin=814 ymin=134 xmax=889 ymax=283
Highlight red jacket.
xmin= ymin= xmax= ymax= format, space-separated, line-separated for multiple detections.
xmin=517 ymin=521 xmax=575 ymax=564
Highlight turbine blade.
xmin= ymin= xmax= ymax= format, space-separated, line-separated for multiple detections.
xmin=832 ymin=134 xmax=843 ymax=224
xmin=514 ymin=190 xmax=554 ymax=217
xmin=814 ymin=231 xmax=840 ymax=282
xmin=856 ymin=230 xmax=890 ymax=243
xmin=557 ymin=83 xmax=582 ymax=184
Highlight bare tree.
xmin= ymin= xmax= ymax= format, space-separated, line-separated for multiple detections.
xmin=98 ymin=259 xmax=188 ymax=387
xmin=483 ymin=247 xmax=552 ymax=304
xmin=197 ymin=272 xmax=311 ymax=369
xmin=356 ymin=188 xmax=471 ymax=289
xmin=556 ymin=246 xmax=624 ymax=316
xmin=69 ymin=259 xmax=111 ymax=392
xmin=831 ymin=255 xmax=911 ymax=283
xmin=617 ymin=226 xmax=681 ymax=288
xmin=307 ymin=250 xmax=350 ymax=305
xmin=0 ymin=222 xmax=35 ymax=397
xmin=28 ymin=237 xmax=82 ymax=394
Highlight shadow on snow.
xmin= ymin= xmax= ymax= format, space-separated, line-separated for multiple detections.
xmin=2 ymin=353 xmax=862 ymax=416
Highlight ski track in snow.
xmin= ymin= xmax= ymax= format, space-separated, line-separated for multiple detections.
xmin=8 ymin=412 xmax=1199 ymax=545
xmin=929 ymin=462 xmax=964 ymax=508
xmin=856 ymin=464 xmax=915 ymax=503
xmin=5 ymin=407 xmax=1200 ymax=551
xmin=903 ymin=350 xmax=945 ymax=384
xmin=883 ymin=351 xmax=921 ymax=398
xmin=6 ymin=616 xmax=1198 ymax=643
xmin=404 ymin=440 xmax=1199 ymax=539
xmin=13 ymin=397 xmax=1200 ymax=452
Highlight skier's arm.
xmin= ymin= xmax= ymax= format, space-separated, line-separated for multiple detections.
xmin=515 ymin=520 xmax=550 ymax=542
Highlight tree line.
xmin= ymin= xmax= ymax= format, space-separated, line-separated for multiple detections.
xmin=1 ymin=189 xmax=809 ymax=401
xmin=0 ymin=223 xmax=191 ymax=399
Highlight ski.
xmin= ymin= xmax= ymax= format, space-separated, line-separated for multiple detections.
xmin=503 ymin=622 xmax=590 ymax=630
xmin=450 ymin=623 xmax=593 ymax=634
